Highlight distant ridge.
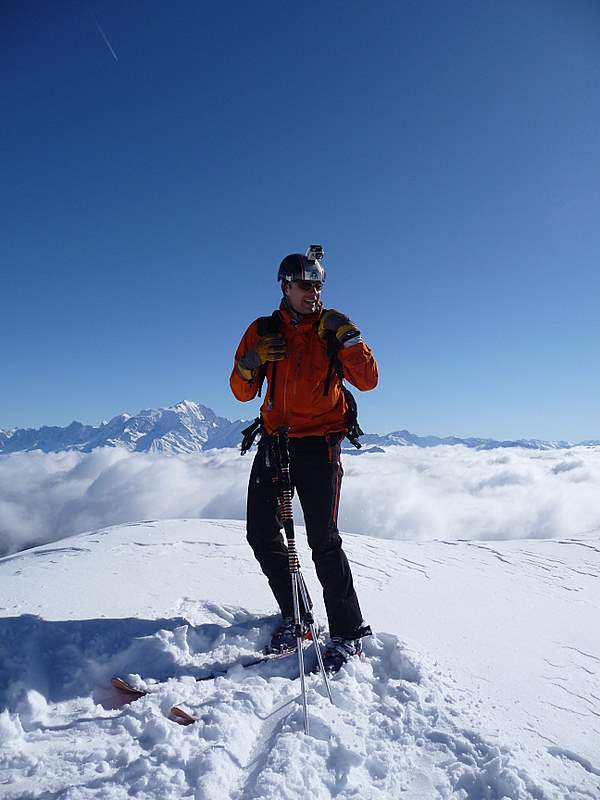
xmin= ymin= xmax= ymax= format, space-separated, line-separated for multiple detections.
xmin=357 ymin=429 xmax=584 ymax=452
xmin=0 ymin=401 xmax=246 ymax=455
xmin=0 ymin=401 xmax=598 ymax=454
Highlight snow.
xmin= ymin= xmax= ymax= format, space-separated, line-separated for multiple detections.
xmin=1 ymin=518 xmax=598 ymax=798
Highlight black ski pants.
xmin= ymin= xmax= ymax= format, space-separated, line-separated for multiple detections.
xmin=246 ymin=433 xmax=364 ymax=639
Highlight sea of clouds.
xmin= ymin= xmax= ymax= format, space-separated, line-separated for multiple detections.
xmin=1 ymin=445 xmax=600 ymax=557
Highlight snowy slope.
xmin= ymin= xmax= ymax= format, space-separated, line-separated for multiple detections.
xmin=1 ymin=519 xmax=598 ymax=799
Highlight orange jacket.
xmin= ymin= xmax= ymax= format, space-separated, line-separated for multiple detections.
xmin=230 ymin=301 xmax=378 ymax=437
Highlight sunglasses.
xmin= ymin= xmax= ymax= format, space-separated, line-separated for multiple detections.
xmin=295 ymin=281 xmax=323 ymax=292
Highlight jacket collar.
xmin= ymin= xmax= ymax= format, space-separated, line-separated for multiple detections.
xmin=279 ymin=298 xmax=323 ymax=327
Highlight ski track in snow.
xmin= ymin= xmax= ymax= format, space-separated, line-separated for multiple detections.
xmin=0 ymin=519 xmax=599 ymax=799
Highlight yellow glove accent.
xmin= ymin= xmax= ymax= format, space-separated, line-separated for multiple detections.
xmin=236 ymin=362 xmax=256 ymax=382
xmin=237 ymin=334 xmax=287 ymax=382
xmin=318 ymin=310 xmax=360 ymax=343
xmin=335 ymin=323 xmax=357 ymax=342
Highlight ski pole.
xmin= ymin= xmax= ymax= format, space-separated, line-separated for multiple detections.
xmin=273 ymin=429 xmax=333 ymax=735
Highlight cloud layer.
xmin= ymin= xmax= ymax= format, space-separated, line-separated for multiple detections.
xmin=1 ymin=445 xmax=600 ymax=556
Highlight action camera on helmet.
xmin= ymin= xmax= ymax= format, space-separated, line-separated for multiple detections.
xmin=277 ymin=246 xmax=326 ymax=284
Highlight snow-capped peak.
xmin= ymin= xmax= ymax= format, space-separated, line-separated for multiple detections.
xmin=0 ymin=402 xmax=244 ymax=455
xmin=1 ymin=402 xmax=599 ymax=456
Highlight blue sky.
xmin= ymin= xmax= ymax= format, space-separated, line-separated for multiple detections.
xmin=2 ymin=0 xmax=599 ymax=440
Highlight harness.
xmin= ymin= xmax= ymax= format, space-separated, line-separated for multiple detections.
xmin=240 ymin=309 xmax=364 ymax=454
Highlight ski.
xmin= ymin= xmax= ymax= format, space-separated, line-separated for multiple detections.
xmin=111 ymin=676 xmax=148 ymax=698
xmin=110 ymin=681 xmax=198 ymax=725
xmin=167 ymin=638 xmax=322 ymax=727
xmin=111 ymin=636 xmax=323 ymax=701
xmin=169 ymin=705 xmax=198 ymax=725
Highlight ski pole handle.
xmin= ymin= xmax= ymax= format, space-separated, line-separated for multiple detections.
xmin=274 ymin=428 xmax=297 ymax=544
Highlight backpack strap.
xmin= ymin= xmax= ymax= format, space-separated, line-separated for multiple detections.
xmin=323 ymin=330 xmax=344 ymax=396
xmin=320 ymin=312 xmax=363 ymax=449
xmin=341 ymin=386 xmax=364 ymax=449
xmin=256 ymin=310 xmax=282 ymax=409
xmin=240 ymin=416 xmax=263 ymax=455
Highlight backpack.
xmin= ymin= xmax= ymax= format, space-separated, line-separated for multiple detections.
xmin=240 ymin=309 xmax=364 ymax=454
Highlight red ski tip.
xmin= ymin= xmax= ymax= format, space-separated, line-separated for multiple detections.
xmin=170 ymin=706 xmax=197 ymax=726
xmin=111 ymin=677 xmax=147 ymax=698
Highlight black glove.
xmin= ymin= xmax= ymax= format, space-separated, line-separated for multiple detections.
xmin=318 ymin=310 xmax=361 ymax=345
xmin=238 ymin=334 xmax=286 ymax=379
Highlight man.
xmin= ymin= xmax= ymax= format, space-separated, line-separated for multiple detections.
xmin=230 ymin=250 xmax=378 ymax=673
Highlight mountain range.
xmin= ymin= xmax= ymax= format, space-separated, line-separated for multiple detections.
xmin=0 ymin=400 xmax=598 ymax=455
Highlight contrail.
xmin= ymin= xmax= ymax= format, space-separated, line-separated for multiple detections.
xmin=87 ymin=4 xmax=119 ymax=61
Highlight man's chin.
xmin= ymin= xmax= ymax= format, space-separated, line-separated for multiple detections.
xmin=287 ymin=297 xmax=318 ymax=316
